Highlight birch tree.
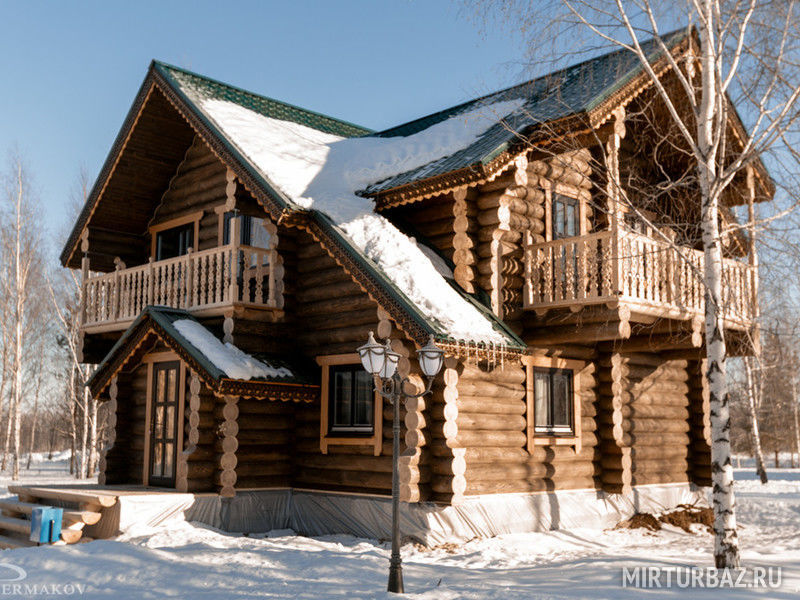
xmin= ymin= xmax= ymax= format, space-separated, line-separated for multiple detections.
xmin=477 ymin=0 xmax=800 ymax=568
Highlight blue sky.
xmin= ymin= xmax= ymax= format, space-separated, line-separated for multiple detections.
xmin=0 ymin=1 xmax=529 ymax=248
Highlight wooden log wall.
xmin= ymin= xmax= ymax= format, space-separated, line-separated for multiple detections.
xmin=147 ymin=135 xmax=228 ymax=256
xmin=597 ymin=352 xmax=692 ymax=491
xmin=687 ymin=359 xmax=712 ymax=486
xmin=288 ymin=229 xmax=397 ymax=494
xmin=232 ymin=398 xmax=295 ymax=490
xmin=102 ymin=363 xmax=148 ymax=484
xmin=383 ymin=192 xmax=460 ymax=263
xmin=181 ymin=373 xmax=216 ymax=492
xmin=469 ymin=149 xmax=593 ymax=332
xmin=434 ymin=358 xmax=598 ymax=499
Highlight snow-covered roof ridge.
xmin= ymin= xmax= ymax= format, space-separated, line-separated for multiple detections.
xmin=173 ymin=319 xmax=293 ymax=381
xmin=188 ymin=94 xmax=524 ymax=345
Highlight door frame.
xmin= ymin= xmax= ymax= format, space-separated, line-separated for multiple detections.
xmin=142 ymin=351 xmax=186 ymax=487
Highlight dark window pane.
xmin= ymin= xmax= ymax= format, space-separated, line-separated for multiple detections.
xmin=163 ymin=443 xmax=174 ymax=477
xmin=353 ymin=370 xmax=373 ymax=426
xmin=552 ymin=371 xmax=572 ymax=427
xmin=156 ymin=224 xmax=194 ymax=260
xmin=333 ymin=370 xmax=352 ymax=427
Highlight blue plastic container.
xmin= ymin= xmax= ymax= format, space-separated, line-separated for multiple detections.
xmin=29 ymin=507 xmax=63 ymax=543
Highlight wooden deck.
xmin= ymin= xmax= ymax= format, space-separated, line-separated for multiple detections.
xmin=0 ymin=484 xmax=215 ymax=549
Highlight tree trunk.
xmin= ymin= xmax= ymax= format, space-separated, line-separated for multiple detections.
xmin=793 ymin=381 xmax=800 ymax=470
xmin=26 ymin=359 xmax=43 ymax=470
xmin=698 ymin=11 xmax=740 ymax=569
xmin=69 ymin=368 xmax=77 ymax=475
xmin=744 ymin=356 xmax=768 ymax=484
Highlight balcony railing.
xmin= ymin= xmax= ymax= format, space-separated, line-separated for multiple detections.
xmin=523 ymin=229 xmax=756 ymax=327
xmin=81 ymin=245 xmax=280 ymax=330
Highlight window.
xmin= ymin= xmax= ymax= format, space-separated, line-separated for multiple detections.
xmin=223 ymin=213 xmax=271 ymax=249
xmin=155 ymin=223 xmax=194 ymax=261
xmin=149 ymin=211 xmax=203 ymax=261
xmin=523 ymin=355 xmax=584 ymax=453
xmin=552 ymin=193 xmax=580 ymax=239
xmin=328 ymin=365 xmax=374 ymax=435
xmin=533 ymin=368 xmax=574 ymax=435
xmin=316 ymin=354 xmax=383 ymax=456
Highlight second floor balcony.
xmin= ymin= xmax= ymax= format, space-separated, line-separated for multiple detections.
xmin=81 ymin=244 xmax=282 ymax=333
xmin=523 ymin=228 xmax=756 ymax=331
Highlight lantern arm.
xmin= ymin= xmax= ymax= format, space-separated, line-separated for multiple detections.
xmin=373 ymin=372 xmax=435 ymax=402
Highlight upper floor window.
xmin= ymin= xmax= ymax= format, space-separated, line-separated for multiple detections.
xmin=156 ymin=223 xmax=194 ymax=261
xmin=552 ymin=193 xmax=580 ymax=239
xmin=533 ymin=367 xmax=574 ymax=435
xmin=223 ymin=213 xmax=271 ymax=249
xmin=328 ymin=364 xmax=374 ymax=436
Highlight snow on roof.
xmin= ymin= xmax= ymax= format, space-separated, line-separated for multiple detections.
xmin=173 ymin=319 xmax=293 ymax=381
xmin=194 ymin=96 xmax=525 ymax=344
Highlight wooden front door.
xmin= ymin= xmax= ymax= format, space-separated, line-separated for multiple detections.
xmin=148 ymin=361 xmax=180 ymax=487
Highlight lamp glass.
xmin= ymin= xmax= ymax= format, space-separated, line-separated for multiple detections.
xmin=380 ymin=343 xmax=401 ymax=379
xmin=357 ymin=332 xmax=385 ymax=376
xmin=417 ymin=336 xmax=444 ymax=378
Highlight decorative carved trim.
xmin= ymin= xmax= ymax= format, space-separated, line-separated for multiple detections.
xmin=440 ymin=356 xmax=466 ymax=505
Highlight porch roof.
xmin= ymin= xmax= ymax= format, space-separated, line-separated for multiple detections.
xmin=87 ymin=306 xmax=319 ymax=402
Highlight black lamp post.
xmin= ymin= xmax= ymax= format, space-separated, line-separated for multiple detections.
xmin=357 ymin=332 xmax=445 ymax=594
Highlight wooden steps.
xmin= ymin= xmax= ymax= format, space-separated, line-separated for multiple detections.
xmin=1 ymin=486 xmax=118 ymax=547
xmin=8 ymin=486 xmax=117 ymax=508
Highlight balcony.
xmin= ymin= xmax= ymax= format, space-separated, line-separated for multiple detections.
xmin=81 ymin=245 xmax=282 ymax=333
xmin=523 ymin=229 xmax=756 ymax=330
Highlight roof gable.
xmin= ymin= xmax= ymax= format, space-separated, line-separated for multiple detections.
xmin=88 ymin=306 xmax=319 ymax=401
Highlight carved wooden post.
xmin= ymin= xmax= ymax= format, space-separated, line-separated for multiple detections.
xmin=146 ymin=256 xmax=155 ymax=307
xmin=185 ymin=247 xmax=194 ymax=309
xmin=606 ymin=107 xmax=626 ymax=296
xmin=228 ymin=215 xmax=240 ymax=303
xmin=112 ymin=257 xmax=124 ymax=322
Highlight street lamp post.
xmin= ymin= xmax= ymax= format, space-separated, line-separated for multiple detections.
xmin=357 ymin=332 xmax=445 ymax=594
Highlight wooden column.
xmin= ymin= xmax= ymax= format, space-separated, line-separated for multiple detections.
xmin=217 ymin=394 xmax=239 ymax=497
xmin=452 ymin=187 xmax=477 ymax=294
xmin=597 ymin=352 xmax=632 ymax=493
xmin=430 ymin=356 xmax=466 ymax=504
xmin=97 ymin=376 xmax=117 ymax=486
xmin=176 ymin=371 xmax=201 ymax=492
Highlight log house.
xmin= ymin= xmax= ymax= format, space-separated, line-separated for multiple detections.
xmin=59 ymin=30 xmax=772 ymax=541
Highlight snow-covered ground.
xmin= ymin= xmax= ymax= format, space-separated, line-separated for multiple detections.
xmin=0 ymin=466 xmax=797 ymax=598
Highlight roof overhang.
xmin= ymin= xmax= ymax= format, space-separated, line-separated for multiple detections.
xmin=88 ymin=307 xmax=320 ymax=402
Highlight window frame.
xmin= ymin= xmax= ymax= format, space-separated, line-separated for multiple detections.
xmin=316 ymin=354 xmax=383 ymax=456
xmin=327 ymin=364 xmax=376 ymax=436
xmin=522 ymin=355 xmax=585 ymax=453
xmin=148 ymin=211 xmax=203 ymax=260
xmin=533 ymin=367 xmax=574 ymax=435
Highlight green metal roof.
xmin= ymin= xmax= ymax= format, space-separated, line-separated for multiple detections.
xmin=155 ymin=62 xmax=372 ymax=139
xmin=362 ymin=29 xmax=689 ymax=195
xmin=87 ymin=307 xmax=318 ymax=395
